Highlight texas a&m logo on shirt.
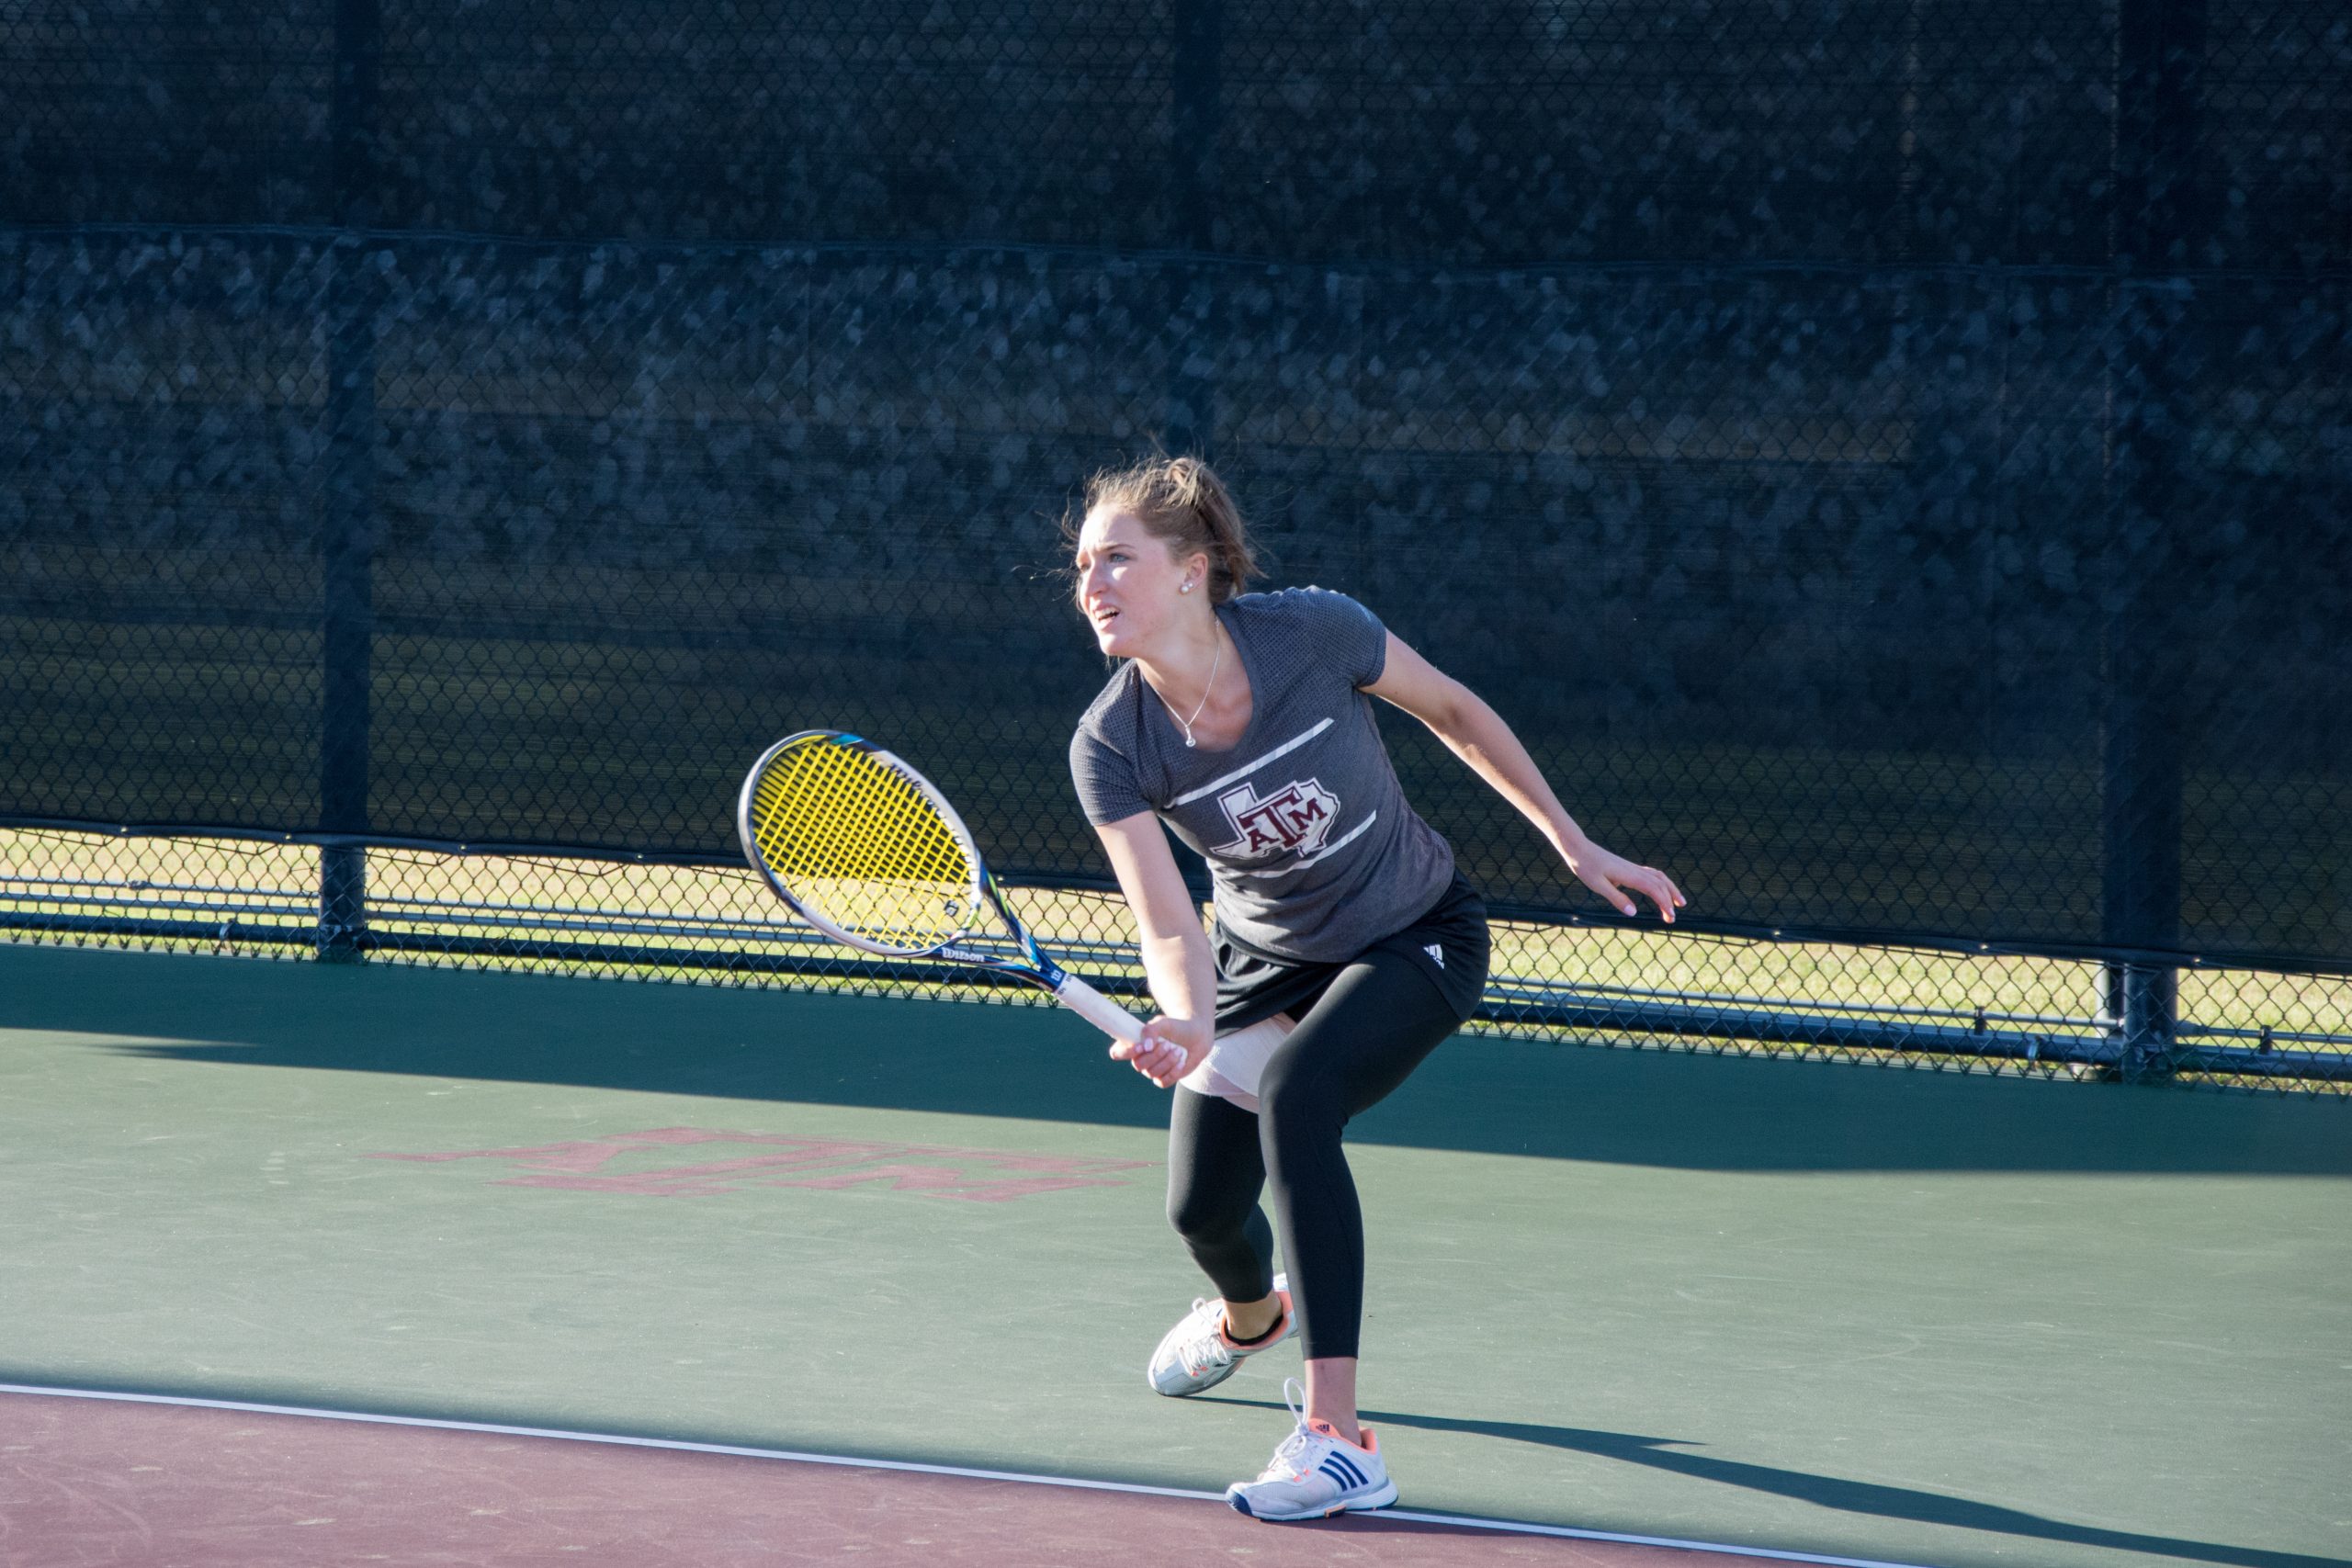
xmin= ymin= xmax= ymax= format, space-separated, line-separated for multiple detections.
xmin=1210 ymin=778 xmax=1340 ymax=861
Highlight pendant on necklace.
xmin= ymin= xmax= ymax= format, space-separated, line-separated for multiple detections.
xmin=1177 ymin=633 xmax=1221 ymax=752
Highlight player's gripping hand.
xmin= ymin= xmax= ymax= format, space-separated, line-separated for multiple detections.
xmin=1111 ymin=1014 xmax=1211 ymax=1089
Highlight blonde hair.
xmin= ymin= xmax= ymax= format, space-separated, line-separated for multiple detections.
xmin=1079 ymin=455 xmax=1261 ymax=604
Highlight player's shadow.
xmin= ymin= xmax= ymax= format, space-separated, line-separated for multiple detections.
xmin=1201 ymin=1396 xmax=2346 ymax=1568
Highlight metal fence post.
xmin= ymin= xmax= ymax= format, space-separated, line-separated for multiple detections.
xmin=2101 ymin=962 xmax=2179 ymax=1081
xmin=2098 ymin=0 xmax=2208 ymax=1079
xmin=319 ymin=0 xmax=380 ymax=962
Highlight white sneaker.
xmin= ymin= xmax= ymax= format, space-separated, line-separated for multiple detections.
xmin=1225 ymin=1378 xmax=1398 ymax=1521
xmin=1146 ymin=1272 xmax=1294 ymax=1397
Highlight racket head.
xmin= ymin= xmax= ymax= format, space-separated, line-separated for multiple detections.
xmin=736 ymin=729 xmax=989 ymax=958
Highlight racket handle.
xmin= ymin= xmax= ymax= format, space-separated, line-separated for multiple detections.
xmin=1053 ymin=973 xmax=1144 ymax=1043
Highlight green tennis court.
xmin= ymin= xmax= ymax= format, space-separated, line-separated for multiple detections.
xmin=3 ymin=940 xmax=2345 ymax=1568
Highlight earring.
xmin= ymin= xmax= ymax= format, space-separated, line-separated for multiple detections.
xmin=1180 ymin=581 xmax=1193 ymax=594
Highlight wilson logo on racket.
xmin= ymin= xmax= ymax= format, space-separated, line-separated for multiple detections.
xmin=1210 ymin=777 xmax=1340 ymax=861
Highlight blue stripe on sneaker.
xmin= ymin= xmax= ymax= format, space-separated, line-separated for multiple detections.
xmin=1321 ymin=1452 xmax=1366 ymax=1489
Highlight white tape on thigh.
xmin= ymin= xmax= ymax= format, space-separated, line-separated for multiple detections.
xmin=1179 ymin=1014 xmax=1294 ymax=1112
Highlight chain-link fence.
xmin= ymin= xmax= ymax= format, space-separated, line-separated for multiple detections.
xmin=5 ymin=828 xmax=2347 ymax=1090
xmin=4 ymin=3 xmax=2346 ymax=1089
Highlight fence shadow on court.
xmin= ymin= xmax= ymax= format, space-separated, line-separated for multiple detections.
xmin=8 ymin=944 xmax=2347 ymax=1176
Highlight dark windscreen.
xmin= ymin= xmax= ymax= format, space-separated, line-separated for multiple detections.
xmin=2 ymin=1 xmax=2344 ymax=967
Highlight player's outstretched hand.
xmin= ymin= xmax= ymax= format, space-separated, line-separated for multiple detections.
xmin=1111 ymin=1014 xmax=1211 ymax=1089
xmin=1572 ymin=842 xmax=1687 ymax=922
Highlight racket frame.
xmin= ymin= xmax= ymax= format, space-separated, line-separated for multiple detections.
xmin=737 ymin=729 xmax=1141 ymax=1043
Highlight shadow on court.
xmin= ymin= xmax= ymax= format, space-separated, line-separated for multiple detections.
xmin=1192 ymin=1396 xmax=2352 ymax=1568
xmin=9 ymin=945 xmax=2342 ymax=1177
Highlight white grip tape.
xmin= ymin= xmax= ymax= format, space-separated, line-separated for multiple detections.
xmin=1054 ymin=974 xmax=1144 ymax=1043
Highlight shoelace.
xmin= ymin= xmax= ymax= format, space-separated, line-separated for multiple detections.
xmin=1256 ymin=1377 xmax=1318 ymax=1481
xmin=1178 ymin=1300 xmax=1236 ymax=1376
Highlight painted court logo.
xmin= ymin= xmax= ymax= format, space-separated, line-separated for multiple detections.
xmin=1210 ymin=778 xmax=1340 ymax=860
xmin=370 ymin=1128 xmax=1152 ymax=1204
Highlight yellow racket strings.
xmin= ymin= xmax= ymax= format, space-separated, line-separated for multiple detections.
xmin=746 ymin=739 xmax=976 ymax=951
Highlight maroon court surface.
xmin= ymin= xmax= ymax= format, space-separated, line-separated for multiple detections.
xmin=2 ymin=1390 xmax=1807 ymax=1568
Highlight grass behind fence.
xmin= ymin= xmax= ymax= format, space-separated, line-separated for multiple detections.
xmin=5 ymin=827 xmax=2345 ymax=1094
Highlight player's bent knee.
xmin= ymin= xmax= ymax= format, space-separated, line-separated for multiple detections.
xmin=1168 ymin=1186 xmax=1250 ymax=1244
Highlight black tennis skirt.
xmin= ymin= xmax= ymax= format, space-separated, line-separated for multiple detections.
xmin=1210 ymin=868 xmax=1490 ymax=1034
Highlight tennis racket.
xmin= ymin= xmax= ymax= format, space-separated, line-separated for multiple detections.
xmin=737 ymin=728 xmax=1142 ymax=1044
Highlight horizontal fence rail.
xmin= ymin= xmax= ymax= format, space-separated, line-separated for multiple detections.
xmin=5 ymin=827 xmax=2345 ymax=1092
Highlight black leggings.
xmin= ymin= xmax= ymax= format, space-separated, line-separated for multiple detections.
xmin=1164 ymin=947 xmax=1469 ymax=1361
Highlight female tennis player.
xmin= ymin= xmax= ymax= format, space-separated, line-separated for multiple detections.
xmin=1068 ymin=456 xmax=1685 ymax=1520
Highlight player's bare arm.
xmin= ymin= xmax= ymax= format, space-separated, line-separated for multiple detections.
xmin=1364 ymin=631 xmax=1686 ymax=923
xmin=1092 ymin=809 xmax=1216 ymax=1087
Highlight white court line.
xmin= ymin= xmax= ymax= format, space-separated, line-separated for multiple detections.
xmin=0 ymin=1382 xmax=1939 ymax=1568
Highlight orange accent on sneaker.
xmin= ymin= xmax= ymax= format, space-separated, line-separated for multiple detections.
xmin=1217 ymin=1292 xmax=1291 ymax=1351
xmin=1305 ymin=1418 xmax=1374 ymax=1452
xmin=1218 ymin=1317 xmax=1278 ymax=1348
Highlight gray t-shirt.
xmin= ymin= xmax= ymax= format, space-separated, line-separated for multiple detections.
xmin=1068 ymin=586 xmax=1456 ymax=964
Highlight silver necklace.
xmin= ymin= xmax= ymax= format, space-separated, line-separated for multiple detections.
xmin=1176 ymin=634 xmax=1222 ymax=750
